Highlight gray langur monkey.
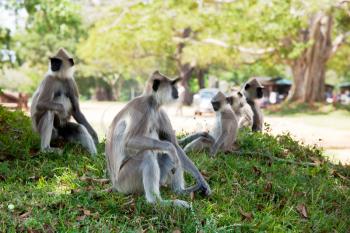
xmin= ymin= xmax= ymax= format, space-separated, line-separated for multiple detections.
xmin=179 ymin=91 xmax=238 ymax=157
xmin=30 ymin=48 xmax=98 ymax=155
xmin=241 ymin=78 xmax=264 ymax=132
xmin=105 ymin=71 xmax=211 ymax=208
xmin=230 ymin=90 xmax=254 ymax=129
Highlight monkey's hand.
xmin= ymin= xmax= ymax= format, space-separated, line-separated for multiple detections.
xmin=198 ymin=179 xmax=212 ymax=196
xmin=55 ymin=103 xmax=66 ymax=115
xmin=209 ymin=148 xmax=217 ymax=157
xmin=165 ymin=142 xmax=181 ymax=168
xmin=90 ymin=131 xmax=99 ymax=145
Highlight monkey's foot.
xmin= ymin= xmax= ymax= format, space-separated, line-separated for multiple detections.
xmin=42 ymin=147 xmax=63 ymax=155
xmin=172 ymin=199 xmax=191 ymax=208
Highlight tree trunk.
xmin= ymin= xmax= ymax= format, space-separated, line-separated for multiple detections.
xmin=175 ymin=27 xmax=196 ymax=105
xmin=302 ymin=13 xmax=332 ymax=103
xmin=288 ymin=13 xmax=335 ymax=103
xmin=197 ymin=68 xmax=207 ymax=89
xmin=288 ymin=57 xmax=306 ymax=101
xmin=180 ymin=63 xmax=195 ymax=105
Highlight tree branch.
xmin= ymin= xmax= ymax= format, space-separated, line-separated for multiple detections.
xmin=201 ymin=38 xmax=275 ymax=55
xmin=331 ymin=31 xmax=350 ymax=56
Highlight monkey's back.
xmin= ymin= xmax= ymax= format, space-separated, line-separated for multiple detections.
xmin=106 ymin=95 xmax=158 ymax=177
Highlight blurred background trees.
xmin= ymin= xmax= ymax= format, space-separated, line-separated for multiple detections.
xmin=0 ymin=0 xmax=349 ymax=103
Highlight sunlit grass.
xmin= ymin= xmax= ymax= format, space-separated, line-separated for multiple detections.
xmin=0 ymin=107 xmax=349 ymax=232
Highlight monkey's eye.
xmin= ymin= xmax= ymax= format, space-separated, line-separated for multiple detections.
xmin=69 ymin=58 xmax=74 ymax=66
xmin=211 ymin=101 xmax=220 ymax=111
xmin=257 ymin=87 xmax=263 ymax=98
xmin=50 ymin=58 xmax=62 ymax=71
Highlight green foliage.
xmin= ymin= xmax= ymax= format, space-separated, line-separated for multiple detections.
xmin=0 ymin=106 xmax=39 ymax=160
xmin=13 ymin=0 xmax=84 ymax=66
xmin=0 ymin=107 xmax=349 ymax=231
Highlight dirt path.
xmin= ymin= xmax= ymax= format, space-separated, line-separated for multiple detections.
xmin=80 ymin=101 xmax=350 ymax=164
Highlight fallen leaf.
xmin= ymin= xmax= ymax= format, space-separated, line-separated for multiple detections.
xmin=309 ymin=156 xmax=322 ymax=165
xmin=28 ymin=176 xmax=39 ymax=181
xmin=43 ymin=224 xmax=55 ymax=233
xmin=0 ymin=174 xmax=6 ymax=181
xmin=252 ymin=166 xmax=261 ymax=176
xmin=256 ymin=204 xmax=264 ymax=211
xmin=282 ymin=149 xmax=289 ymax=156
xmin=71 ymin=189 xmax=82 ymax=194
xmin=79 ymin=176 xmax=110 ymax=184
xmin=83 ymin=209 xmax=91 ymax=216
xmin=190 ymin=191 xmax=195 ymax=201
xmin=76 ymin=215 xmax=86 ymax=221
xmin=296 ymin=204 xmax=308 ymax=219
xmin=173 ymin=229 xmax=181 ymax=233
xmin=239 ymin=208 xmax=253 ymax=221
xmin=103 ymin=188 xmax=113 ymax=193
xmin=332 ymin=170 xmax=348 ymax=180
xmin=19 ymin=211 xmax=31 ymax=219
xmin=264 ymin=182 xmax=272 ymax=192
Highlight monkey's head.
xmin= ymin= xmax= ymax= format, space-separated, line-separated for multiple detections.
xmin=242 ymin=78 xmax=264 ymax=100
xmin=211 ymin=91 xmax=233 ymax=112
xmin=145 ymin=71 xmax=181 ymax=105
xmin=230 ymin=90 xmax=245 ymax=111
xmin=48 ymin=48 xmax=75 ymax=78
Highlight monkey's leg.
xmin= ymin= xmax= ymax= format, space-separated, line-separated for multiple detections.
xmin=158 ymin=153 xmax=175 ymax=186
xmin=178 ymin=132 xmax=214 ymax=147
xmin=57 ymin=122 xmax=97 ymax=155
xmin=183 ymin=136 xmax=214 ymax=153
xmin=118 ymin=152 xmax=190 ymax=208
xmin=157 ymin=152 xmax=203 ymax=195
xmin=158 ymin=153 xmax=185 ymax=194
xmin=37 ymin=111 xmax=58 ymax=152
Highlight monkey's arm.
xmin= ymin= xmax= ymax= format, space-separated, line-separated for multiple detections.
xmin=159 ymin=110 xmax=211 ymax=196
xmin=209 ymin=132 xmax=226 ymax=157
xmin=126 ymin=136 xmax=177 ymax=153
xmin=36 ymin=77 xmax=64 ymax=112
xmin=178 ymin=132 xmax=214 ymax=147
xmin=67 ymin=80 xmax=99 ymax=144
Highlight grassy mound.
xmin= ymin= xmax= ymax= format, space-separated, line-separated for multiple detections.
xmin=0 ymin=106 xmax=39 ymax=160
xmin=0 ymin=107 xmax=349 ymax=232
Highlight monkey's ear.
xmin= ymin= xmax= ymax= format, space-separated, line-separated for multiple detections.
xmin=171 ymin=77 xmax=182 ymax=85
xmin=238 ymin=92 xmax=243 ymax=97
xmin=69 ymin=58 xmax=74 ymax=66
xmin=244 ymin=83 xmax=251 ymax=90
xmin=152 ymin=70 xmax=162 ymax=77
xmin=226 ymin=96 xmax=233 ymax=105
xmin=152 ymin=79 xmax=161 ymax=92
xmin=50 ymin=58 xmax=62 ymax=72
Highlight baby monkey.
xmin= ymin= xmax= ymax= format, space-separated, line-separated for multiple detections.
xmin=180 ymin=91 xmax=238 ymax=157
xmin=230 ymin=89 xmax=254 ymax=129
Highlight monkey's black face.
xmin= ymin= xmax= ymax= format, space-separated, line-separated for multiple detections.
xmin=50 ymin=58 xmax=62 ymax=72
xmin=211 ymin=101 xmax=220 ymax=111
xmin=171 ymin=85 xmax=179 ymax=99
xmin=256 ymin=87 xmax=263 ymax=98
xmin=50 ymin=57 xmax=75 ymax=72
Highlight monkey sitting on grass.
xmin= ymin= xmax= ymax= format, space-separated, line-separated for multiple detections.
xmin=105 ymin=71 xmax=211 ymax=208
xmin=179 ymin=91 xmax=239 ymax=157
xmin=31 ymin=48 xmax=98 ymax=155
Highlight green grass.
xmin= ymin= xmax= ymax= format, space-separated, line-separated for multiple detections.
xmin=265 ymin=102 xmax=350 ymax=116
xmin=0 ymin=106 xmax=349 ymax=232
